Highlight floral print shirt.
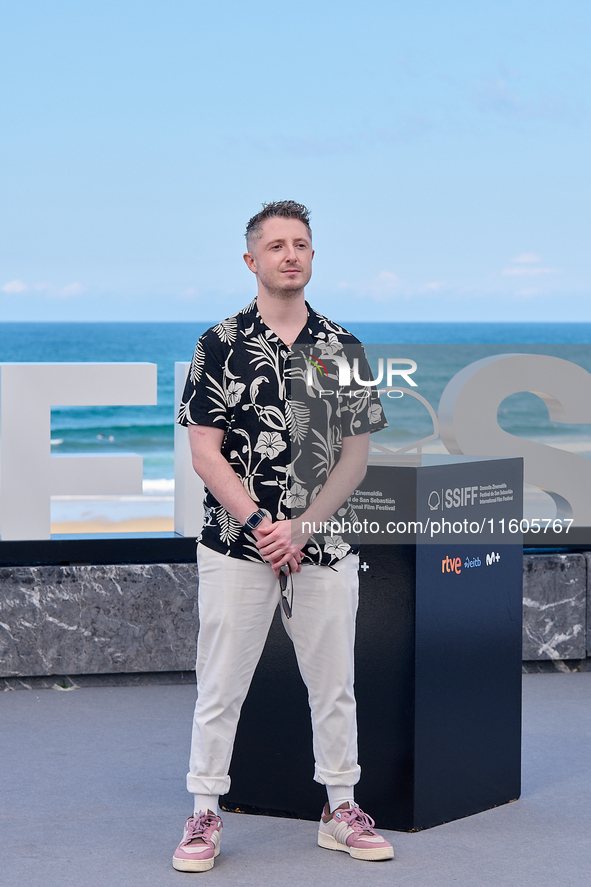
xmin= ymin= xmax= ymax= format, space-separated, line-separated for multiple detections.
xmin=177 ymin=300 xmax=387 ymax=565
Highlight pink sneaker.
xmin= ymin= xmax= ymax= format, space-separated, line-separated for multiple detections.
xmin=172 ymin=811 xmax=222 ymax=872
xmin=318 ymin=802 xmax=394 ymax=861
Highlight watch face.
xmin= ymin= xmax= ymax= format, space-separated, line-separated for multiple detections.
xmin=247 ymin=510 xmax=264 ymax=529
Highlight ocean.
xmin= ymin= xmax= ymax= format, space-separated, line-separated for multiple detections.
xmin=1 ymin=321 xmax=591 ymax=526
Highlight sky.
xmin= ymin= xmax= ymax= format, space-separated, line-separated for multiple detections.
xmin=1 ymin=0 xmax=590 ymax=323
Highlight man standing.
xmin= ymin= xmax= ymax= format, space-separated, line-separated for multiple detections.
xmin=173 ymin=201 xmax=393 ymax=871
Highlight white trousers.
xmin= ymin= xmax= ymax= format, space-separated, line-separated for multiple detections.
xmin=187 ymin=544 xmax=361 ymax=796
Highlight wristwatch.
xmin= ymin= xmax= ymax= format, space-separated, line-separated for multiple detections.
xmin=244 ymin=509 xmax=266 ymax=530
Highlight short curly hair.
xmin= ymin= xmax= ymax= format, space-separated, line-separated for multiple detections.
xmin=245 ymin=200 xmax=312 ymax=251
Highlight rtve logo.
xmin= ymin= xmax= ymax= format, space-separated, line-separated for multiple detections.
xmin=441 ymin=555 xmax=462 ymax=574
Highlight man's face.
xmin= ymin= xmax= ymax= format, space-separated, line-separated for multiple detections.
xmin=243 ymin=217 xmax=314 ymax=298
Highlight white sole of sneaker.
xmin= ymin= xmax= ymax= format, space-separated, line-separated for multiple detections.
xmin=172 ymin=844 xmax=220 ymax=872
xmin=318 ymin=831 xmax=394 ymax=861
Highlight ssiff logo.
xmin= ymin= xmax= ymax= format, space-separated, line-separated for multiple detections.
xmin=428 ymin=486 xmax=479 ymax=511
xmin=441 ymin=555 xmax=462 ymax=574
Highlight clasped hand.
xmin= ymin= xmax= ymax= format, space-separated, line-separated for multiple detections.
xmin=253 ymin=518 xmax=309 ymax=578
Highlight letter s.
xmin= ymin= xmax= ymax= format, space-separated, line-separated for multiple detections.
xmin=438 ymin=354 xmax=591 ymax=526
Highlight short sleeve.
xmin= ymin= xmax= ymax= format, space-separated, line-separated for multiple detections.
xmin=340 ymin=344 xmax=388 ymax=437
xmin=177 ymin=333 xmax=231 ymax=428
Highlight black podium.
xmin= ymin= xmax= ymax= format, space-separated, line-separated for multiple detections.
xmin=223 ymin=456 xmax=523 ymax=830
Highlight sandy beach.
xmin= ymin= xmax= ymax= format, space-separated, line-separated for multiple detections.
xmin=51 ymin=517 xmax=175 ymax=535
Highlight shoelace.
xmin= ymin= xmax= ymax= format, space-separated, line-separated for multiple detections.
xmin=186 ymin=812 xmax=219 ymax=841
xmin=339 ymin=806 xmax=376 ymax=834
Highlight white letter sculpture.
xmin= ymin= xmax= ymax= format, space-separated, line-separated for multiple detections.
xmin=0 ymin=363 xmax=157 ymax=540
xmin=438 ymin=354 xmax=591 ymax=526
xmin=174 ymin=362 xmax=205 ymax=537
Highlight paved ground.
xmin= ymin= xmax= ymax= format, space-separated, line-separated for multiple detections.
xmin=1 ymin=673 xmax=590 ymax=887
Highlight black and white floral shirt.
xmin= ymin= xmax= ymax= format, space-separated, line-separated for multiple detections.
xmin=177 ymin=300 xmax=387 ymax=565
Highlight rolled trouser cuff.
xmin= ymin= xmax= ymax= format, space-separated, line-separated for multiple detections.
xmin=314 ymin=764 xmax=361 ymax=786
xmin=187 ymin=773 xmax=231 ymax=796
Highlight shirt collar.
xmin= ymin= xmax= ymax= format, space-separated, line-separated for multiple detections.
xmin=240 ymin=299 xmax=349 ymax=346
